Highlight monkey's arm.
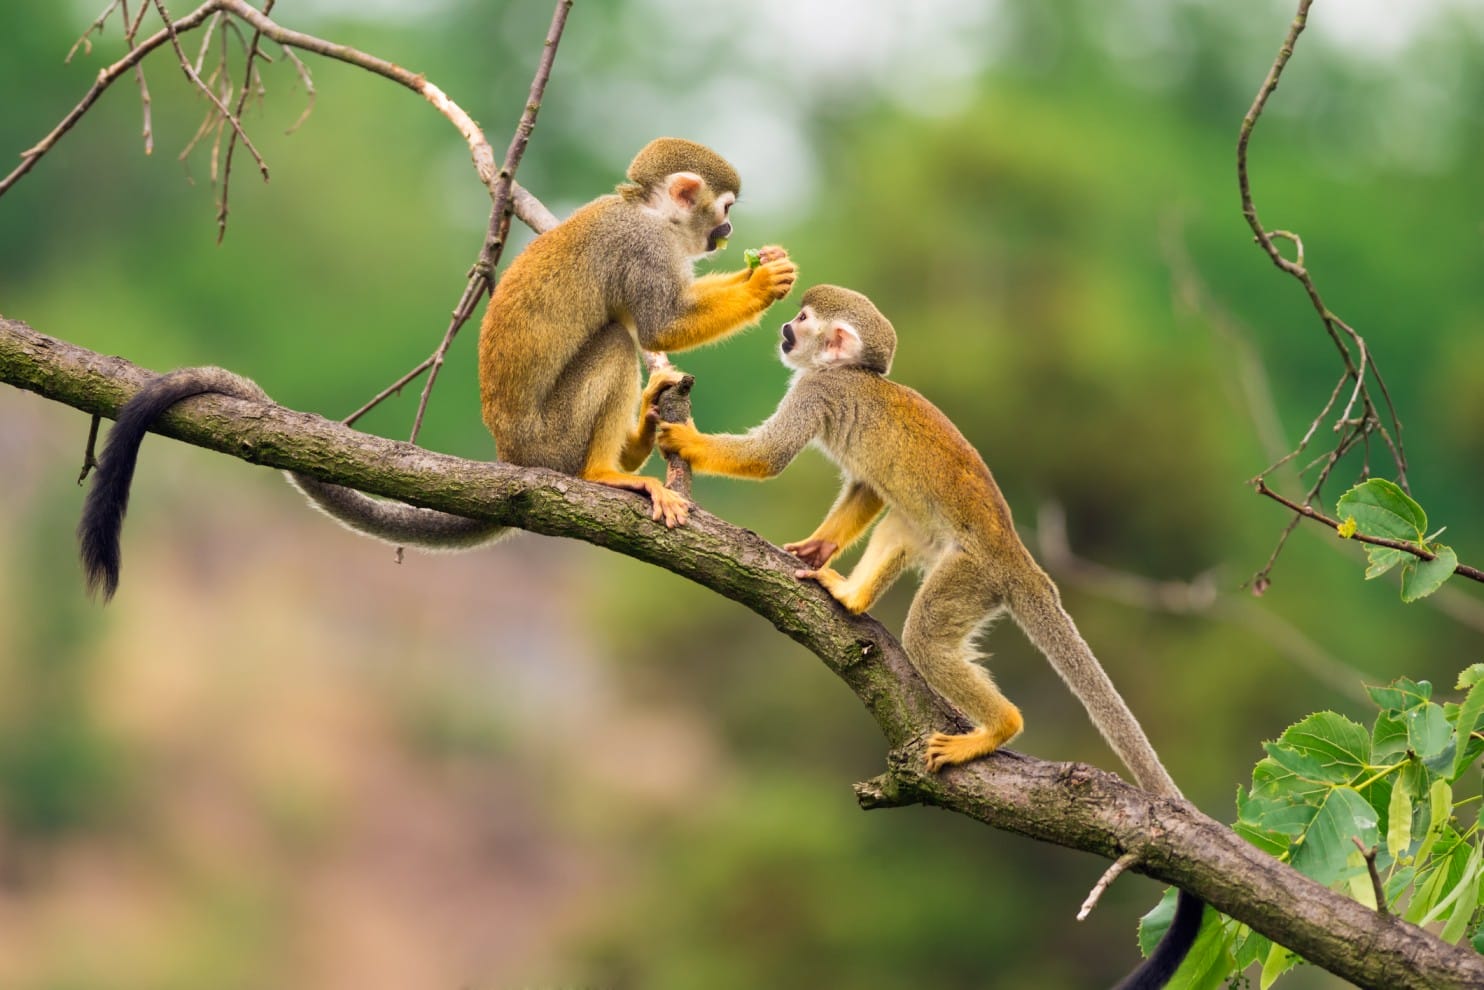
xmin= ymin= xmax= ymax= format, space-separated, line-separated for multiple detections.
xmin=687 ymin=246 xmax=789 ymax=293
xmin=784 ymin=480 xmax=884 ymax=568
xmin=656 ymin=386 xmax=820 ymax=480
xmin=641 ymin=253 xmax=797 ymax=353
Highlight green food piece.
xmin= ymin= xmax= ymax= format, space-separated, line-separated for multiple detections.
xmin=744 ymin=248 xmax=762 ymax=270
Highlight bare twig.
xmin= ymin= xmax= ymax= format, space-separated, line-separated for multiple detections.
xmin=150 ymin=0 xmax=269 ymax=183
xmin=217 ymin=0 xmax=278 ymax=242
xmin=3 ymin=0 xmax=549 ymax=233
xmin=1353 ymin=837 xmax=1389 ymax=917
xmin=1078 ymin=851 xmax=1138 ymax=921
xmin=1238 ymin=0 xmax=1411 ymax=590
xmin=1255 ymin=480 xmax=1484 ymax=584
xmin=76 ymin=414 xmax=103 ymax=484
xmin=404 ymin=0 xmax=572 ymax=444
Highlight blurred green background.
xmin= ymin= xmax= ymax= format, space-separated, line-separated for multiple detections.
xmin=3 ymin=1 xmax=1483 ymax=987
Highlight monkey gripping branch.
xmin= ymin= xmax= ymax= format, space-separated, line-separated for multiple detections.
xmin=1 ymin=317 xmax=1481 ymax=990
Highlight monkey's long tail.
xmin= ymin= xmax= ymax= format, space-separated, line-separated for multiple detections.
xmin=79 ymin=367 xmax=504 ymax=601
xmin=1005 ymin=573 xmax=1179 ymax=799
xmin=1005 ymin=569 xmax=1202 ymax=989
xmin=79 ymin=367 xmax=267 ymax=600
xmin=285 ymin=473 xmax=507 ymax=552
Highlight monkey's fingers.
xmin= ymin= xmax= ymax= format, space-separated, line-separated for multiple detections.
xmin=783 ymin=537 xmax=838 ymax=569
xmin=757 ymin=244 xmax=788 ymax=264
xmin=647 ymin=484 xmax=691 ymax=528
xmin=750 ymin=259 xmax=799 ymax=301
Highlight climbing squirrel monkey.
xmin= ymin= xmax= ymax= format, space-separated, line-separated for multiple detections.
xmin=657 ymin=285 xmax=1201 ymax=989
xmin=657 ymin=285 xmax=1176 ymax=790
xmin=77 ymin=138 xmax=796 ymax=599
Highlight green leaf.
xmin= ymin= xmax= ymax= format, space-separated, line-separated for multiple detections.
xmin=1136 ymin=887 xmax=1178 ymax=956
xmin=1471 ymin=922 xmax=1484 ymax=954
xmin=1438 ymin=847 xmax=1482 ymax=944
xmin=1367 ymin=677 xmax=1432 ymax=712
xmin=1400 ymin=544 xmax=1458 ymax=602
xmin=1452 ymin=680 xmax=1484 ymax=780
xmin=1456 ymin=664 xmax=1484 ymax=691
xmin=1288 ymin=786 xmax=1380 ymax=886
xmin=1335 ymin=479 xmax=1426 ymax=542
xmin=1268 ymin=712 xmax=1371 ymax=784
xmin=1163 ymin=908 xmax=1233 ymax=990
xmin=1364 ymin=545 xmax=1409 ymax=579
xmin=1232 ymin=925 xmax=1272 ymax=972
xmin=1413 ymin=779 xmax=1454 ymax=869
xmin=1371 ymin=710 xmax=1410 ymax=762
xmin=1260 ymin=941 xmax=1299 ymax=989
xmin=1387 ymin=773 xmax=1414 ymax=862
xmin=1404 ymin=703 xmax=1452 ymax=760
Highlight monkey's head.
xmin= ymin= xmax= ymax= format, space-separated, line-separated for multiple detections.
xmin=780 ymin=285 xmax=896 ymax=375
xmin=621 ymin=137 xmax=741 ymax=257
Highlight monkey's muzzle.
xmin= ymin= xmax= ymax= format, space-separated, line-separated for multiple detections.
xmin=781 ymin=322 xmax=796 ymax=354
xmin=706 ymin=221 xmax=733 ymax=253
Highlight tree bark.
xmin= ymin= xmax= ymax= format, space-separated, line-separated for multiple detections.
xmin=2 ymin=315 xmax=1480 ymax=990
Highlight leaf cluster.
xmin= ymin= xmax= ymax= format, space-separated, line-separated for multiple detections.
xmin=1139 ymin=666 xmax=1484 ymax=988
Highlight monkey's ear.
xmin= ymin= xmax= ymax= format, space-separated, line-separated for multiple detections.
xmin=666 ymin=172 xmax=705 ymax=209
xmin=821 ymin=321 xmax=864 ymax=366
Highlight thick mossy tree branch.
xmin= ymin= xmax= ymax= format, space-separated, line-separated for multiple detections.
xmin=2 ymin=316 xmax=1480 ymax=990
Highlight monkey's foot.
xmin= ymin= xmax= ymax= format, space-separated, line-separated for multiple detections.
xmin=589 ymin=471 xmax=690 ymax=528
xmin=925 ymin=712 xmax=1023 ymax=773
xmin=641 ymin=366 xmax=689 ymax=405
xmin=784 ymin=537 xmax=839 ymax=570
xmin=795 ymin=565 xmax=864 ymax=611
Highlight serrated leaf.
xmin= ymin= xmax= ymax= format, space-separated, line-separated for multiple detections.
xmin=1367 ymin=677 xmax=1433 ymax=712
xmin=1260 ymin=942 xmax=1299 ymax=989
xmin=1401 ymin=544 xmax=1457 ymax=602
xmin=1457 ymin=664 xmax=1484 ymax=691
xmin=1289 ymin=786 xmax=1379 ymax=886
xmin=1336 ymin=478 xmax=1426 ymax=541
xmin=1364 ymin=545 xmax=1408 ymax=579
xmin=1386 ymin=772 xmax=1414 ymax=862
xmin=1232 ymin=925 xmax=1271 ymax=971
xmin=1136 ymin=887 xmax=1178 ymax=956
xmin=1452 ymin=680 xmax=1484 ymax=780
xmin=1270 ymin=712 xmax=1371 ymax=784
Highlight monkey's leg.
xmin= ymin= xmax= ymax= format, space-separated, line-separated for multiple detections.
xmin=784 ymin=480 xmax=885 ymax=569
xmin=799 ymin=510 xmax=912 ymax=614
xmin=619 ymin=365 xmax=688 ymax=471
xmin=905 ymin=553 xmax=1024 ymax=772
xmin=573 ymin=332 xmax=690 ymax=528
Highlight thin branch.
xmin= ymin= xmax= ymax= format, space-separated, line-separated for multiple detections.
xmin=1237 ymin=0 xmax=1411 ymax=588
xmin=150 ymin=0 xmax=269 ymax=183
xmin=406 ymin=0 xmax=572 ymax=444
xmin=2 ymin=0 xmax=551 ymax=233
xmin=3 ymin=316 xmax=1481 ymax=990
xmin=1353 ymin=837 xmax=1389 ymax=918
xmin=217 ymin=0 xmax=278 ymax=242
xmin=1255 ymin=481 xmax=1484 ymax=584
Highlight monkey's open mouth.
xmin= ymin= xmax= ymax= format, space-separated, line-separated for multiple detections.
xmin=706 ymin=222 xmax=733 ymax=252
xmin=781 ymin=323 xmax=795 ymax=353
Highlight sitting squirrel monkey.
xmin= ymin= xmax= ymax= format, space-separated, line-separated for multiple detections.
xmin=78 ymin=138 xmax=796 ymax=599
xmin=657 ymin=285 xmax=1202 ymax=990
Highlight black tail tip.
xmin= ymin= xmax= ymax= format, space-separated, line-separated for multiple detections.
xmin=78 ymin=529 xmax=120 ymax=603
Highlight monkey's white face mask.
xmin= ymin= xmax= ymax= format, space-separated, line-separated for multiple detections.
xmin=779 ymin=305 xmax=864 ymax=372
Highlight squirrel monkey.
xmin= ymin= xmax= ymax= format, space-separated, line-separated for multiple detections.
xmin=657 ymin=284 xmax=1202 ymax=989
xmin=78 ymin=138 xmax=796 ymax=599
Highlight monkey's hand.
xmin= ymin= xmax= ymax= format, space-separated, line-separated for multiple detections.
xmin=655 ymin=419 xmax=702 ymax=460
xmin=747 ymin=249 xmax=798 ymax=302
xmin=783 ymin=537 xmax=839 ymax=570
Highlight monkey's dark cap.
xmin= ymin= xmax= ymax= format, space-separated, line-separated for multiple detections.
xmin=802 ymin=284 xmax=896 ymax=375
xmin=626 ymin=137 xmax=742 ymax=196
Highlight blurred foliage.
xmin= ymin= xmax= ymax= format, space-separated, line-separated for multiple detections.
xmin=3 ymin=1 xmax=1484 ymax=988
